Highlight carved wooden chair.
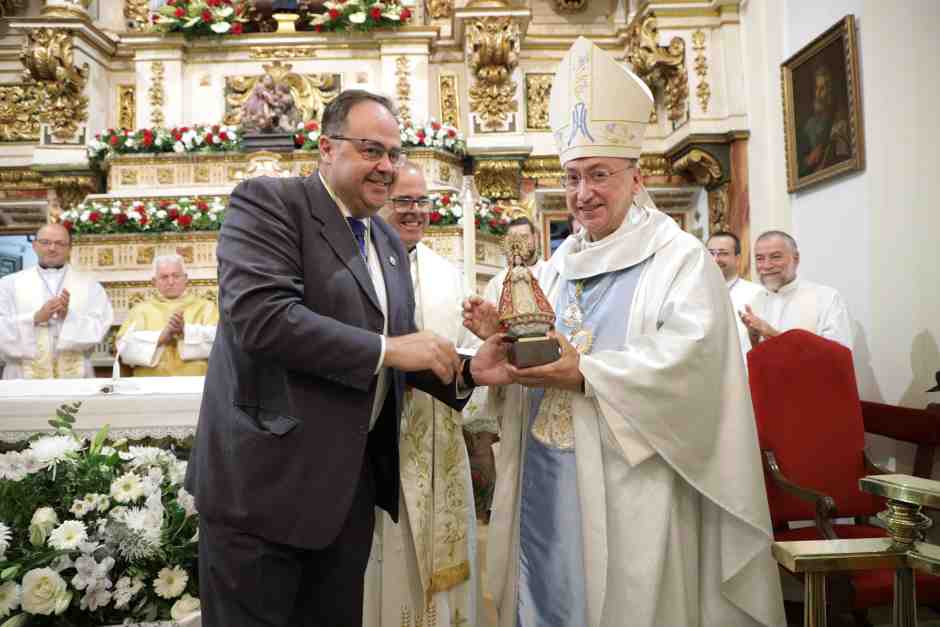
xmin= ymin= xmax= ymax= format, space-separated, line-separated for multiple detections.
xmin=748 ymin=329 xmax=940 ymax=625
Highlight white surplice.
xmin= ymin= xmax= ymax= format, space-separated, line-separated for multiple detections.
xmin=486 ymin=206 xmax=786 ymax=627
xmin=0 ymin=265 xmax=113 ymax=379
xmin=749 ymin=278 xmax=853 ymax=349
xmin=728 ymin=276 xmax=764 ymax=363
xmin=364 ymin=242 xmax=481 ymax=627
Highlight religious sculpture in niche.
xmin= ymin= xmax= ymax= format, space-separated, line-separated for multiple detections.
xmin=225 ymin=61 xmax=340 ymax=129
xmin=625 ymin=14 xmax=689 ymax=123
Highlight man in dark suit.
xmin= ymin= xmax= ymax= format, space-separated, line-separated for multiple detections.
xmin=186 ymin=90 xmax=509 ymax=627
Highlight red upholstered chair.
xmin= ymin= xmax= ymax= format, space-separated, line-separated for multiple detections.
xmin=748 ymin=329 xmax=940 ymax=622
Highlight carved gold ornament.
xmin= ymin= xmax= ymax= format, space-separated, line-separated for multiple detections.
xmin=522 ymin=156 xmax=562 ymax=184
xmin=224 ymin=61 xmax=340 ymax=127
xmin=524 ymin=73 xmax=551 ymax=131
xmin=40 ymin=0 xmax=90 ymax=19
xmin=626 ymin=15 xmax=689 ymax=123
xmin=438 ymin=74 xmax=460 ymax=129
xmin=691 ymin=29 xmax=710 ymax=113
xmin=45 ymin=175 xmax=95 ymax=217
xmin=475 ymin=159 xmax=520 ymax=200
xmin=19 ymin=27 xmax=89 ymax=142
xmin=0 ymin=83 xmax=43 ymax=142
xmin=395 ymin=57 xmax=412 ymax=126
xmin=551 ymin=0 xmax=586 ymax=14
xmin=639 ymin=153 xmax=672 ymax=177
xmin=123 ymin=0 xmax=149 ymax=29
xmin=117 ymin=85 xmax=136 ymax=130
xmin=427 ymin=0 xmax=452 ymax=19
xmin=673 ymin=148 xmax=722 ymax=188
xmin=149 ymin=62 xmax=165 ymax=128
xmin=249 ymin=46 xmax=318 ymax=60
xmin=467 ymin=17 xmax=520 ymax=131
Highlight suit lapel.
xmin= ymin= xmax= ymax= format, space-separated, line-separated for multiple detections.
xmin=301 ymin=174 xmax=382 ymax=315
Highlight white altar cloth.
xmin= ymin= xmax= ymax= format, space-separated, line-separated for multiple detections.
xmin=0 ymin=376 xmax=204 ymax=443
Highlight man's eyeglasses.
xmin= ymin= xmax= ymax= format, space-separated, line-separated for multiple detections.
xmin=389 ymin=196 xmax=433 ymax=213
xmin=329 ymin=135 xmax=406 ymax=167
xmin=563 ymin=166 xmax=633 ymax=191
xmin=35 ymin=239 xmax=69 ymax=249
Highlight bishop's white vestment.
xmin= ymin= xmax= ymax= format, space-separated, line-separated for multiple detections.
xmin=728 ymin=276 xmax=764 ymax=362
xmin=486 ymin=206 xmax=786 ymax=627
xmin=749 ymin=278 xmax=853 ymax=349
xmin=363 ymin=242 xmax=482 ymax=627
xmin=0 ymin=265 xmax=113 ymax=379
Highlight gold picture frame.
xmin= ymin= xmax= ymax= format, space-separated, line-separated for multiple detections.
xmin=781 ymin=15 xmax=865 ymax=193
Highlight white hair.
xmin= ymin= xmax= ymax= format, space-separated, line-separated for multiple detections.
xmin=152 ymin=253 xmax=186 ymax=276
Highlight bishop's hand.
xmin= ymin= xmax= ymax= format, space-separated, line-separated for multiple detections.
xmin=509 ymin=331 xmax=584 ymax=393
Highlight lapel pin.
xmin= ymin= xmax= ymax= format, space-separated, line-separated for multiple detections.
xmin=389 ymin=255 xmax=397 ymax=267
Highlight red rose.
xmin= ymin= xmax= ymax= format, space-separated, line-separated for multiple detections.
xmin=167 ymin=208 xmax=180 ymax=220
xmin=159 ymin=199 xmax=172 ymax=208
xmin=328 ymin=9 xmax=340 ymax=19
xmin=205 ymin=132 xmax=214 ymax=144
xmin=62 ymin=220 xmax=73 ymax=231
xmin=167 ymin=0 xmax=176 ymax=4
xmin=88 ymin=211 xmax=101 ymax=223
xmin=115 ymin=213 xmax=128 ymax=225
xmin=208 ymin=0 xmax=220 ymax=6
xmin=489 ymin=218 xmax=498 ymax=227
xmin=172 ymin=131 xmax=182 ymax=141
xmin=295 ymin=133 xmax=305 ymax=146
xmin=440 ymin=194 xmax=450 ymax=206
xmin=231 ymin=22 xmax=243 ymax=35
xmin=109 ymin=135 xmax=119 ymax=146
xmin=175 ymin=7 xmax=185 ymax=18
xmin=178 ymin=214 xmax=193 ymax=228
xmin=196 ymin=200 xmax=209 ymax=213
xmin=447 ymin=128 xmax=456 ymax=138
xmin=429 ymin=211 xmax=442 ymax=224
xmin=305 ymin=120 xmax=319 ymax=132
xmin=180 ymin=126 xmax=189 ymax=133
xmin=202 ymin=10 xmax=212 ymax=22
xmin=139 ymin=214 xmax=149 ymax=226
xmin=219 ymin=131 xmax=229 ymax=141
xmin=431 ymin=121 xmax=441 ymax=131
xmin=314 ymin=24 xmax=323 ymax=32
xmin=370 ymin=7 xmax=382 ymax=19
xmin=400 ymin=7 xmax=411 ymax=19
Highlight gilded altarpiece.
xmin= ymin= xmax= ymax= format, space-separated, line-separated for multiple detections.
xmin=224 ymin=65 xmax=342 ymax=127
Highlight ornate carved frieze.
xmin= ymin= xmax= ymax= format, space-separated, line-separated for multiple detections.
xmin=427 ymin=0 xmax=453 ymax=19
xmin=0 ymin=83 xmax=43 ymax=142
xmin=395 ymin=57 xmax=412 ymax=127
xmin=123 ymin=0 xmax=149 ymax=29
xmin=626 ymin=15 xmax=689 ymax=123
xmin=40 ymin=0 xmax=90 ymax=19
xmin=148 ymin=62 xmax=165 ymax=127
xmin=249 ymin=46 xmax=319 ymax=60
xmin=551 ymin=0 xmax=586 ymax=14
xmin=19 ymin=27 xmax=89 ymax=142
xmin=475 ymin=159 xmax=521 ymax=200
xmin=438 ymin=74 xmax=460 ymax=129
xmin=691 ymin=29 xmax=710 ymax=113
xmin=43 ymin=175 xmax=96 ymax=218
xmin=117 ymin=85 xmax=136 ymax=130
xmin=639 ymin=153 xmax=673 ymax=177
xmin=224 ymin=61 xmax=341 ymax=126
xmin=521 ymin=156 xmax=562 ymax=184
xmin=467 ymin=17 xmax=520 ymax=132
xmin=524 ymin=73 xmax=551 ymax=131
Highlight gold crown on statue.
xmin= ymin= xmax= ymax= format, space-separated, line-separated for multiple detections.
xmin=502 ymin=231 xmax=533 ymax=260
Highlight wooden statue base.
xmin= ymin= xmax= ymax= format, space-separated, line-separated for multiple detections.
xmin=509 ymin=336 xmax=561 ymax=368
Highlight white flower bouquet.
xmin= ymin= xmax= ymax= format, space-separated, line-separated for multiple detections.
xmin=400 ymin=119 xmax=466 ymax=156
xmin=0 ymin=403 xmax=200 ymax=626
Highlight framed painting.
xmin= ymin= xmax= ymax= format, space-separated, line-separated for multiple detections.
xmin=781 ymin=15 xmax=865 ymax=192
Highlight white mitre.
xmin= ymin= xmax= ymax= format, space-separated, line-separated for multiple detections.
xmin=549 ymin=36 xmax=654 ymax=165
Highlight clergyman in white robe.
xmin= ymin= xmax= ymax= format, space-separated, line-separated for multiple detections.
xmin=486 ymin=205 xmax=786 ymax=627
xmin=0 ymin=265 xmax=113 ymax=379
xmin=363 ymin=241 xmax=482 ymax=627
xmin=748 ymin=278 xmax=853 ymax=350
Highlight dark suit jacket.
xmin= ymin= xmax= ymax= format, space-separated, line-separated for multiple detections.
xmin=185 ymin=173 xmax=467 ymax=550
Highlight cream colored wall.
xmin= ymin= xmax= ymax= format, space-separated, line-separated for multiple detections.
xmin=742 ymin=0 xmax=940 ymax=411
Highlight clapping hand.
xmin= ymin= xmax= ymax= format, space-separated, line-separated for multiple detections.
xmin=159 ymin=311 xmax=185 ymax=346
